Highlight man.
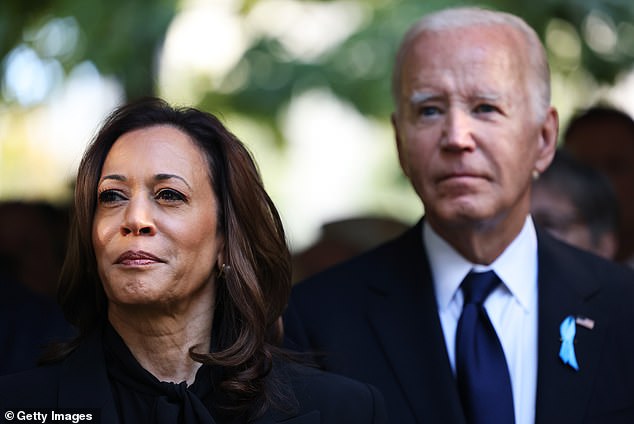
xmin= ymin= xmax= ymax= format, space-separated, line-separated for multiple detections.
xmin=285 ymin=7 xmax=634 ymax=424
xmin=562 ymin=106 xmax=634 ymax=268
xmin=531 ymin=150 xmax=619 ymax=260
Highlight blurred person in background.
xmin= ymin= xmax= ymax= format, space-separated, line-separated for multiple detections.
xmin=292 ymin=216 xmax=409 ymax=283
xmin=0 ymin=201 xmax=69 ymax=298
xmin=0 ymin=201 xmax=75 ymax=375
xmin=0 ymin=271 xmax=74 ymax=376
xmin=531 ymin=150 xmax=619 ymax=260
xmin=0 ymin=98 xmax=386 ymax=424
xmin=563 ymin=105 xmax=634 ymax=268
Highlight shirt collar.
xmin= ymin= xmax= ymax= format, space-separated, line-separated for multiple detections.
xmin=424 ymin=216 xmax=538 ymax=312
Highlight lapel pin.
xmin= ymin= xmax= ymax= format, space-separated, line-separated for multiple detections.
xmin=559 ymin=315 xmax=579 ymax=371
xmin=575 ymin=316 xmax=595 ymax=330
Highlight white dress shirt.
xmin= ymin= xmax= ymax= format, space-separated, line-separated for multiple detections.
xmin=424 ymin=216 xmax=538 ymax=424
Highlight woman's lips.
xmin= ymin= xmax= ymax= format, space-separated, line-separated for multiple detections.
xmin=115 ymin=250 xmax=164 ymax=265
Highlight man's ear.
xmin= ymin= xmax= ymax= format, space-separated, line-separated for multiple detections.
xmin=534 ymin=106 xmax=559 ymax=174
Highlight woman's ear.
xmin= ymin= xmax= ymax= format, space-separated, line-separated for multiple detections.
xmin=215 ymin=238 xmax=226 ymax=278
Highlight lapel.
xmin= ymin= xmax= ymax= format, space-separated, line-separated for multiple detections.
xmin=58 ymin=330 xmax=120 ymax=424
xmin=535 ymin=232 xmax=607 ymax=424
xmin=366 ymin=220 xmax=465 ymax=424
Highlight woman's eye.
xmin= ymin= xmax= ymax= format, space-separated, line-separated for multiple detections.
xmin=156 ymin=189 xmax=186 ymax=202
xmin=98 ymin=189 xmax=126 ymax=204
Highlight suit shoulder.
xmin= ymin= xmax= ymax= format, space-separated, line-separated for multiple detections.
xmin=280 ymin=363 xmax=386 ymax=423
xmin=539 ymin=234 xmax=634 ymax=315
xmin=541 ymin=233 xmax=634 ymax=286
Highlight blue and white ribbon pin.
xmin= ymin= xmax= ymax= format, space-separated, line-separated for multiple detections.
xmin=559 ymin=315 xmax=579 ymax=371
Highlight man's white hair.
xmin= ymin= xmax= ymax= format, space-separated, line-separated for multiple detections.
xmin=392 ymin=7 xmax=551 ymax=122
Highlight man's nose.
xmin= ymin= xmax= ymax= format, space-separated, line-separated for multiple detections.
xmin=441 ymin=107 xmax=476 ymax=152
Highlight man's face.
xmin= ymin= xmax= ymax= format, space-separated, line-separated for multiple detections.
xmin=392 ymin=25 xmax=556 ymax=234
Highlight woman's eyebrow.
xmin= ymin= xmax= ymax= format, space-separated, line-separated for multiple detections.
xmin=99 ymin=174 xmax=126 ymax=183
xmin=98 ymin=173 xmax=192 ymax=190
xmin=155 ymin=173 xmax=192 ymax=190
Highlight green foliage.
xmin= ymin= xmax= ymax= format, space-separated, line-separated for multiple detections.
xmin=0 ymin=0 xmax=176 ymax=103
xmin=0 ymin=0 xmax=55 ymax=59
xmin=201 ymin=0 xmax=634 ymax=140
xmin=2 ymin=0 xmax=634 ymax=121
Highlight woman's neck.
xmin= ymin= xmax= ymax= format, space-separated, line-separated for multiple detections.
xmin=108 ymin=285 xmax=215 ymax=386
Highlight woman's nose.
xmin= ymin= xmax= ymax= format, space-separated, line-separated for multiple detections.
xmin=120 ymin=196 xmax=157 ymax=236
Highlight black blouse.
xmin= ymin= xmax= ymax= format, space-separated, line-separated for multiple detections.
xmin=103 ymin=323 xmax=221 ymax=424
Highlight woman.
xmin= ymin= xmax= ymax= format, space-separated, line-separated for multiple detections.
xmin=0 ymin=98 xmax=386 ymax=423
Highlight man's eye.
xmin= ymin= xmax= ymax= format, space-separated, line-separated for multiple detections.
xmin=474 ymin=104 xmax=498 ymax=114
xmin=98 ymin=190 xmax=126 ymax=203
xmin=419 ymin=106 xmax=441 ymax=117
xmin=156 ymin=189 xmax=185 ymax=202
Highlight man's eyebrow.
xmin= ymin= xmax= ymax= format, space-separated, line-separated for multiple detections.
xmin=409 ymin=91 xmax=437 ymax=105
xmin=473 ymin=93 xmax=501 ymax=102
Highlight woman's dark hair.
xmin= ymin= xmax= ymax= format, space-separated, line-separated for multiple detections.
xmin=56 ymin=97 xmax=292 ymax=418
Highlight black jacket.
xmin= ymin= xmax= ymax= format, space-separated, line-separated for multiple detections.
xmin=285 ymin=219 xmax=634 ymax=423
xmin=0 ymin=330 xmax=386 ymax=424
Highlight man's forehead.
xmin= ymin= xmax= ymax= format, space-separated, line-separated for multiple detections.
xmin=402 ymin=50 xmax=522 ymax=89
xmin=402 ymin=27 xmax=527 ymax=81
xmin=406 ymin=25 xmax=524 ymax=69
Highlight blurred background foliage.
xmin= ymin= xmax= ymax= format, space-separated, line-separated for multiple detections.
xmin=1 ymin=0 xmax=175 ymax=101
xmin=207 ymin=0 xmax=634 ymax=122
xmin=3 ymin=0 xmax=634 ymax=115
xmin=2 ymin=0 xmax=634 ymax=249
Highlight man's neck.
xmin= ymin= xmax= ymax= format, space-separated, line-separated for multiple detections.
xmin=428 ymin=213 xmax=528 ymax=265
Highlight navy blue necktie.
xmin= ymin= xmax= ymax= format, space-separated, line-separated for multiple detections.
xmin=456 ymin=270 xmax=515 ymax=424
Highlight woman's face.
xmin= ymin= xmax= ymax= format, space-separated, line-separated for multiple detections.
xmin=92 ymin=125 xmax=222 ymax=311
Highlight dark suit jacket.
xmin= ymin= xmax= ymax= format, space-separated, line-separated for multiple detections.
xmin=0 ymin=274 xmax=75 ymax=375
xmin=284 ymin=219 xmax=634 ymax=424
xmin=0 ymin=331 xmax=387 ymax=424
